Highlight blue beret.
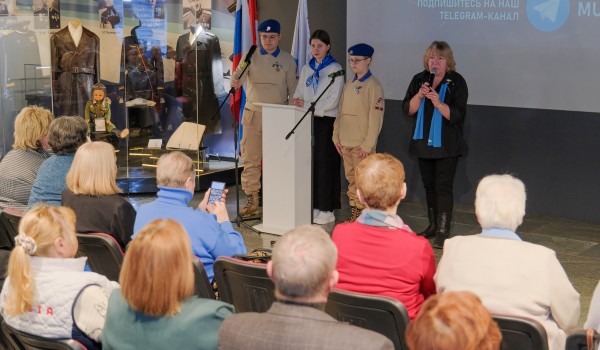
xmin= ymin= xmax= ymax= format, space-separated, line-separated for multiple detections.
xmin=258 ymin=19 xmax=280 ymax=33
xmin=348 ymin=43 xmax=374 ymax=57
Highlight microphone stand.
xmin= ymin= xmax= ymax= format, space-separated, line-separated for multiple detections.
xmin=285 ymin=74 xmax=340 ymax=140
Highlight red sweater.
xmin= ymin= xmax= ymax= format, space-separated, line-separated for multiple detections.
xmin=332 ymin=222 xmax=437 ymax=320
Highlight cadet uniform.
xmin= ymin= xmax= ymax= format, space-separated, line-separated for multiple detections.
xmin=332 ymin=44 xmax=384 ymax=221
xmin=232 ymin=19 xmax=297 ymax=217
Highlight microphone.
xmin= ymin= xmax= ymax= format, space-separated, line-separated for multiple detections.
xmin=240 ymin=45 xmax=257 ymax=69
xmin=427 ymin=67 xmax=437 ymax=87
xmin=328 ymin=69 xmax=345 ymax=78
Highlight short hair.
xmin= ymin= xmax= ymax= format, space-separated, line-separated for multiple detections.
xmin=48 ymin=116 xmax=88 ymax=154
xmin=12 ymin=106 xmax=54 ymax=150
xmin=355 ymin=153 xmax=405 ymax=210
xmin=475 ymin=174 xmax=526 ymax=232
xmin=5 ymin=205 xmax=78 ymax=316
xmin=120 ymin=219 xmax=195 ymax=317
xmin=422 ymin=41 xmax=456 ymax=72
xmin=156 ymin=151 xmax=195 ymax=188
xmin=66 ymin=141 xmax=121 ymax=196
xmin=406 ymin=291 xmax=502 ymax=350
xmin=271 ymin=225 xmax=337 ymax=299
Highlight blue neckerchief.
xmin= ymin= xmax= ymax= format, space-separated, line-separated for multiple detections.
xmin=480 ymin=228 xmax=522 ymax=241
xmin=413 ymin=82 xmax=448 ymax=148
xmin=260 ymin=46 xmax=280 ymax=57
xmin=306 ymin=55 xmax=337 ymax=93
xmin=352 ymin=70 xmax=372 ymax=82
xmin=356 ymin=209 xmax=412 ymax=231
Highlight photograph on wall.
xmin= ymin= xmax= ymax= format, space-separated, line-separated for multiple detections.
xmin=98 ymin=0 xmax=121 ymax=29
xmin=0 ymin=0 xmax=14 ymax=16
xmin=182 ymin=0 xmax=211 ymax=30
xmin=33 ymin=0 xmax=60 ymax=29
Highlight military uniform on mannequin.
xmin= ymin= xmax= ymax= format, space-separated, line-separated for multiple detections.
xmin=51 ymin=20 xmax=100 ymax=117
xmin=230 ymin=19 xmax=297 ymax=217
xmin=175 ymin=24 xmax=225 ymax=134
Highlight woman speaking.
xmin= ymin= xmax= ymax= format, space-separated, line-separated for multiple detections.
xmin=402 ymin=41 xmax=468 ymax=249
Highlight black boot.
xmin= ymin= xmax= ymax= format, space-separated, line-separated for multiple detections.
xmin=432 ymin=212 xmax=452 ymax=249
xmin=417 ymin=207 xmax=437 ymax=238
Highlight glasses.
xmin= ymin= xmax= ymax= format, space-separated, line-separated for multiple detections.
xmin=347 ymin=58 xmax=368 ymax=64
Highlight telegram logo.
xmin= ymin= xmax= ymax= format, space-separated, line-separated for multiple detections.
xmin=526 ymin=0 xmax=570 ymax=32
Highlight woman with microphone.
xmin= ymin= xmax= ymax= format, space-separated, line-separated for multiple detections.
xmin=402 ymin=41 xmax=469 ymax=249
xmin=292 ymin=30 xmax=344 ymax=225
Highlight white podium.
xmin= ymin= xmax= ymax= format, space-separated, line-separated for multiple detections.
xmin=252 ymin=103 xmax=311 ymax=244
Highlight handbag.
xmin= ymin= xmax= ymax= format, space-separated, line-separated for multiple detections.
xmin=233 ymin=248 xmax=272 ymax=264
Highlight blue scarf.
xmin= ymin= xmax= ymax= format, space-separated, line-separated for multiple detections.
xmin=306 ymin=55 xmax=337 ymax=93
xmin=356 ymin=209 xmax=412 ymax=231
xmin=413 ymin=82 xmax=448 ymax=148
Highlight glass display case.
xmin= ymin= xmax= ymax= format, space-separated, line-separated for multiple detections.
xmin=0 ymin=0 xmax=239 ymax=192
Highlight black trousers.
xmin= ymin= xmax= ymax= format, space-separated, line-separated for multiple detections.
xmin=313 ymin=116 xmax=341 ymax=211
xmin=418 ymin=156 xmax=459 ymax=213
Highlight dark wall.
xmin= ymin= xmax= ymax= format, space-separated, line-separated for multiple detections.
xmin=379 ymin=101 xmax=600 ymax=223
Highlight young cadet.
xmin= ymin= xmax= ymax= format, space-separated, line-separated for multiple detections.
xmin=332 ymin=43 xmax=385 ymax=222
xmin=230 ymin=19 xmax=297 ymax=218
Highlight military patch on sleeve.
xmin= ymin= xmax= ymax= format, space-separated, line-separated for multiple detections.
xmin=375 ymin=97 xmax=384 ymax=111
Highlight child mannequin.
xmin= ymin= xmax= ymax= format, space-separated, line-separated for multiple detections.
xmin=84 ymin=83 xmax=129 ymax=139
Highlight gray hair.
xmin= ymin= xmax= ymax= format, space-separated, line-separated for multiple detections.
xmin=271 ymin=225 xmax=337 ymax=299
xmin=156 ymin=151 xmax=195 ymax=188
xmin=48 ymin=116 xmax=88 ymax=154
xmin=475 ymin=174 xmax=526 ymax=232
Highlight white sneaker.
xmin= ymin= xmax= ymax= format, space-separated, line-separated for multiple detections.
xmin=313 ymin=209 xmax=321 ymax=218
xmin=314 ymin=211 xmax=335 ymax=225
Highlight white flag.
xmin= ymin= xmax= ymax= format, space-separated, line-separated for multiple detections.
xmin=291 ymin=0 xmax=311 ymax=76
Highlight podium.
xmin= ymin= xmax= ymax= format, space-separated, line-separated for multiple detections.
xmin=252 ymin=103 xmax=311 ymax=244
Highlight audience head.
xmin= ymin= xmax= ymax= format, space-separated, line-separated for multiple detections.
xmin=269 ymin=225 xmax=338 ymax=303
xmin=66 ymin=141 xmax=121 ymax=196
xmin=48 ymin=116 xmax=88 ymax=155
xmin=120 ymin=219 xmax=195 ymax=316
xmin=475 ymin=174 xmax=526 ymax=232
xmin=12 ymin=106 xmax=54 ymax=151
xmin=5 ymin=205 xmax=79 ymax=316
xmin=423 ymin=40 xmax=456 ymax=72
xmin=406 ymin=291 xmax=502 ymax=350
xmin=156 ymin=151 xmax=195 ymax=191
xmin=355 ymin=153 xmax=406 ymax=211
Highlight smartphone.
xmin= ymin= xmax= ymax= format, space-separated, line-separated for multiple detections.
xmin=208 ymin=181 xmax=226 ymax=205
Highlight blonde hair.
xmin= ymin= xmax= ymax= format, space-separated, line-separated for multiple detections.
xmin=475 ymin=174 xmax=526 ymax=232
xmin=272 ymin=225 xmax=337 ymax=299
xmin=120 ymin=219 xmax=194 ymax=316
xmin=355 ymin=153 xmax=405 ymax=210
xmin=156 ymin=151 xmax=195 ymax=188
xmin=4 ymin=205 xmax=78 ymax=316
xmin=422 ymin=41 xmax=457 ymax=72
xmin=66 ymin=141 xmax=121 ymax=196
xmin=406 ymin=291 xmax=502 ymax=350
xmin=12 ymin=106 xmax=54 ymax=150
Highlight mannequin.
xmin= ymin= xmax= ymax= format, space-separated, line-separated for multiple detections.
xmin=51 ymin=21 xmax=100 ymax=117
xmin=175 ymin=24 xmax=225 ymax=134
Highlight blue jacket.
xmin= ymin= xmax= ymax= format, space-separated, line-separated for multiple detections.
xmin=28 ymin=154 xmax=75 ymax=206
xmin=133 ymin=187 xmax=247 ymax=280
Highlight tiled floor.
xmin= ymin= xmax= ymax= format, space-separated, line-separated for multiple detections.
xmin=128 ymin=187 xmax=600 ymax=327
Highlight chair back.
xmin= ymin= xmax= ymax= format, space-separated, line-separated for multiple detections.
xmin=213 ymin=256 xmax=275 ymax=313
xmin=325 ymin=289 xmax=410 ymax=350
xmin=1 ymin=320 xmax=87 ymax=350
xmin=192 ymin=258 xmax=216 ymax=299
xmin=76 ymin=233 xmax=124 ymax=282
xmin=0 ymin=208 xmax=25 ymax=249
xmin=493 ymin=315 xmax=549 ymax=350
xmin=565 ymin=329 xmax=600 ymax=350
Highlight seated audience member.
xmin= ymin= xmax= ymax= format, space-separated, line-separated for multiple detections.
xmin=0 ymin=106 xmax=54 ymax=211
xmin=28 ymin=116 xmax=88 ymax=206
xmin=0 ymin=205 xmax=119 ymax=349
xmin=103 ymin=219 xmax=234 ymax=350
xmin=332 ymin=153 xmax=436 ymax=320
xmin=62 ymin=141 xmax=135 ymax=248
xmin=584 ymin=281 xmax=600 ymax=330
xmin=133 ymin=151 xmax=246 ymax=281
xmin=406 ymin=291 xmax=502 ymax=350
xmin=218 ymin=225 xmax=394 ymax=350
xmin=435 ymin=174 xmax=580 ymax=350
